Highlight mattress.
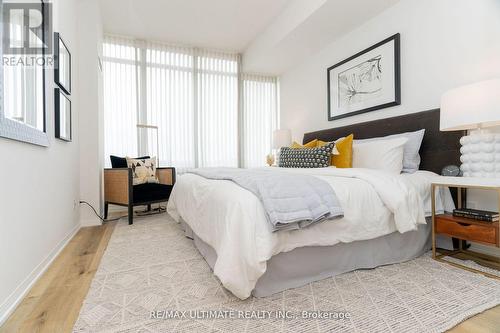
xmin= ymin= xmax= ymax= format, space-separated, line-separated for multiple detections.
xmin=167 ymin=168 xmax=455 ymax=299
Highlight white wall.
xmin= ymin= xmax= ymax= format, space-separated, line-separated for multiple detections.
xmin=279 ymin=0 xmax=500 ymax=255
xmin=280 ymin=0 xmax=500 ymax=142
xmin=78 ymin=0 xmax=105 ymax=226
xmin=0 ymin=0 xmax=81 ymax=323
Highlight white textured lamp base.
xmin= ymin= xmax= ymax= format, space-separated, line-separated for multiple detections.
xmin=460 ymin=130 xmax=500 ymax=177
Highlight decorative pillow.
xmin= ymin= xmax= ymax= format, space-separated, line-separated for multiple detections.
xmin=126 ymin=157 xmax=159 ymax=185
xmin=352 ymin=137 xmax=408 ymax=174
xmin=354 ymin=129 xmax=425 ymax=173
xmin=110 ymin=155 xmax=150 ymax=168
xmin=318 ymin=134 xmax=354 ymax=168
xmin=279 ymin=142 xmax=336 ymax=168
xmin=291 ymin=139 xmax=318 ymax=149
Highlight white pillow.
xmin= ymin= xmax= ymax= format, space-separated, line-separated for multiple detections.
xmin=354 ymin=129 xmax=425 ymax=173
xmin=353 ymin=137 xmax=408 ymax=174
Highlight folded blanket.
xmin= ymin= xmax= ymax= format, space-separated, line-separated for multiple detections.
xmin=186 ymin=168 xmax=344 ymax=231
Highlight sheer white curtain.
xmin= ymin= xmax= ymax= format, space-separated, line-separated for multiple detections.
xmin=103 ymin=35 xmax=278 ymax=169
xmin=103 ymin=36 xmax=139 ymax=163
xmin=144 ymin=41 xmax=195 ymax=168
xmin=197 ymin=50 xmax=239 ymax=167
xmin=242 ymin=75 xmax=279 ymax=168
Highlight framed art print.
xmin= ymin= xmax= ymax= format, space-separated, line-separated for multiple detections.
xmin=327 ymin=33 xmax=401 ymax=121
xmin=54 ymin=32 xmax=72 ymax=95
xmin=55 ymin=88 xmax=72 ymax=142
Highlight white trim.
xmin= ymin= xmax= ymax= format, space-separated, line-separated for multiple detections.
xmin=0 ymin=223 xmax=81 ymax=326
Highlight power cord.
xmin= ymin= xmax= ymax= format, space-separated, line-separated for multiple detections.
xmin=79 ymin=201 xmax=123 ymax=222
xmin=79 ymin=201 xmax=167 ymax=223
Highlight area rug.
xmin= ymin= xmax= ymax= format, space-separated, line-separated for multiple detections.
xmin=73 ymin=215 xmax=500 ymax=333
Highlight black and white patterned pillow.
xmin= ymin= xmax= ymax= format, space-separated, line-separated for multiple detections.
xmin=126 ymin=157 xmax=159 ymax=185
xmin=279 ymin=142 xmax=335 ymax=168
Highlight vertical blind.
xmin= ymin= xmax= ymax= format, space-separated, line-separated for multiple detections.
xmin=197 ymin=50 xmax=240 ymax=167
xmin=103 ymin=35 xmax=278 ymax=168
xmin=144 ymin=41 xmax=195 ymax=168
xmin=241 ymin=74 xmax=279 ymax=168
xmin=103 ymin=37 xmax=138 ymax=161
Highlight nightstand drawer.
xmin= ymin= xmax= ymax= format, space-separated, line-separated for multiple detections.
xmin=435 ymin=215 xmax=498 ymax=246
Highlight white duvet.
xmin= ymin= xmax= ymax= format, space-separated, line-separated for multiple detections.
xmin=167 ymin=168 xmax=454 ymax=299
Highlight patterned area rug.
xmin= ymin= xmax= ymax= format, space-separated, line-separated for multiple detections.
xmin=73 ymin=215 xmax=500 ymax=333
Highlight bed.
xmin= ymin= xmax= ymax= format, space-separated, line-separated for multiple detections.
xmin=167 ymin=109 xmax=466 ymax=299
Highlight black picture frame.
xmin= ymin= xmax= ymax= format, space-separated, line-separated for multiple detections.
xmin=327 ymin=33 xmax=401 ymax=121
xmin=55 ymin=88 xmax=72 ymax=142
xmin=54 ymin=32 xmax=71 ymax=95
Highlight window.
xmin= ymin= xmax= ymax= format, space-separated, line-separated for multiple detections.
xmin=103 ymin=37 xmax=139 ymax=161
xmin=197 ymin=50 xmax=239 ymax=167
xmin=144 ymin=43 xmax=195 ymax=168
xmin=242 ymin=75 xmax=279 ymax=168
xmin=103 ymin=36 xmax=278 ymax=168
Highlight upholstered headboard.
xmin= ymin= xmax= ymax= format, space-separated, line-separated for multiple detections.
xmin=303 ymin=109 xmax=465 ymax=175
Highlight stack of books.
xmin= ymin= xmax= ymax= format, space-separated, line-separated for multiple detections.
xmin=453 ymin=208 xmax=499 ymax=222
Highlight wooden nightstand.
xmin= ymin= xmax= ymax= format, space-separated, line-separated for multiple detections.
xmin=431 ymin=177 xmax=500 ymax=279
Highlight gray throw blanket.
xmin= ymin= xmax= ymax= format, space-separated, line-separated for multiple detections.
xmin=186 ymin=168 xmax=344 ymax=232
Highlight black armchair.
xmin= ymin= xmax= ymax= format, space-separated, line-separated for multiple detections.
xmin=104 ymin=156 xmax=176 ymax=225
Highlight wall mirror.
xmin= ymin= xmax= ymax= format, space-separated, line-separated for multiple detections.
xmin=54 ymin=32 xmax=71 ymax=94
xmin=55 ymin=88 xmax=71 ymax=141
xmin=0 ymin=0 xmax=49 ymax=146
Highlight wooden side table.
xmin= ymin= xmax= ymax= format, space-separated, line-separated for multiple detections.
xmin=431 ymin=176 xmax=500 ymax=279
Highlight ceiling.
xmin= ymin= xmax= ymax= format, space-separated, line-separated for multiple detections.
xmin=243 ymin=0 xmax=400 ymax=74
xmin=100 ymin=0 xmax=400 ymax=74
xmin=99 ymin=0 xmax=291 ymax=52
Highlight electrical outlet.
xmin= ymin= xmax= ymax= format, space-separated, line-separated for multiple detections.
xmin=73 ymin=200 xmax=78 ymax=210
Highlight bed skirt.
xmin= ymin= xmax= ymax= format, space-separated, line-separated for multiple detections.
xmin=181 ymin=218 xmax=452 ymax=297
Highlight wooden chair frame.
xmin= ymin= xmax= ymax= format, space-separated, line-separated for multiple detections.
xmin=104 ymin=167 xmax=176 ymax=225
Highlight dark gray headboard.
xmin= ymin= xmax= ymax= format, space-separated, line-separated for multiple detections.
xmin=303 ymin=109 xmax=465 ymax=175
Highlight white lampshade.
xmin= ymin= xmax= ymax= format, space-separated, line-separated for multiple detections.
xmin=272 ymin=129 xmax=292 ymax=149
xmin=440 ymin=79 xmax=500 ymax=131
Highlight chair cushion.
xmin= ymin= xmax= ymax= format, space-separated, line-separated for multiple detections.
xmin=133 ymin=183 xmax=172 ymax=204
xmin=110 ymin=155 xmax=150 ymax=168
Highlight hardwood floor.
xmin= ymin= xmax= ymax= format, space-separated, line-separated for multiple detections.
xmin=0 ymin=222 xmax=115 ymax=333
xmin=1 ymin=221 xmax=499 ymax=333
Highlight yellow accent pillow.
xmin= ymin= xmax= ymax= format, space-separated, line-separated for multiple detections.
xmin=318 ymin=134 xmax=354 ymax=168
xmin=291 ymin=139 xmax=318 ymax=149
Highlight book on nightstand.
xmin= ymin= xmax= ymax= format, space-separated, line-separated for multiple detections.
xmin=452 ymin=208 xmax=499 ymax=222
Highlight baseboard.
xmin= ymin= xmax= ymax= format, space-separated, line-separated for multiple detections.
xmin=0 ymin=223 xmax=81 ymax=326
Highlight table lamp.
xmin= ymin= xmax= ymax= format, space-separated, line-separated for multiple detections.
xmin=440 ymin=79 xmax=500 ymax=177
